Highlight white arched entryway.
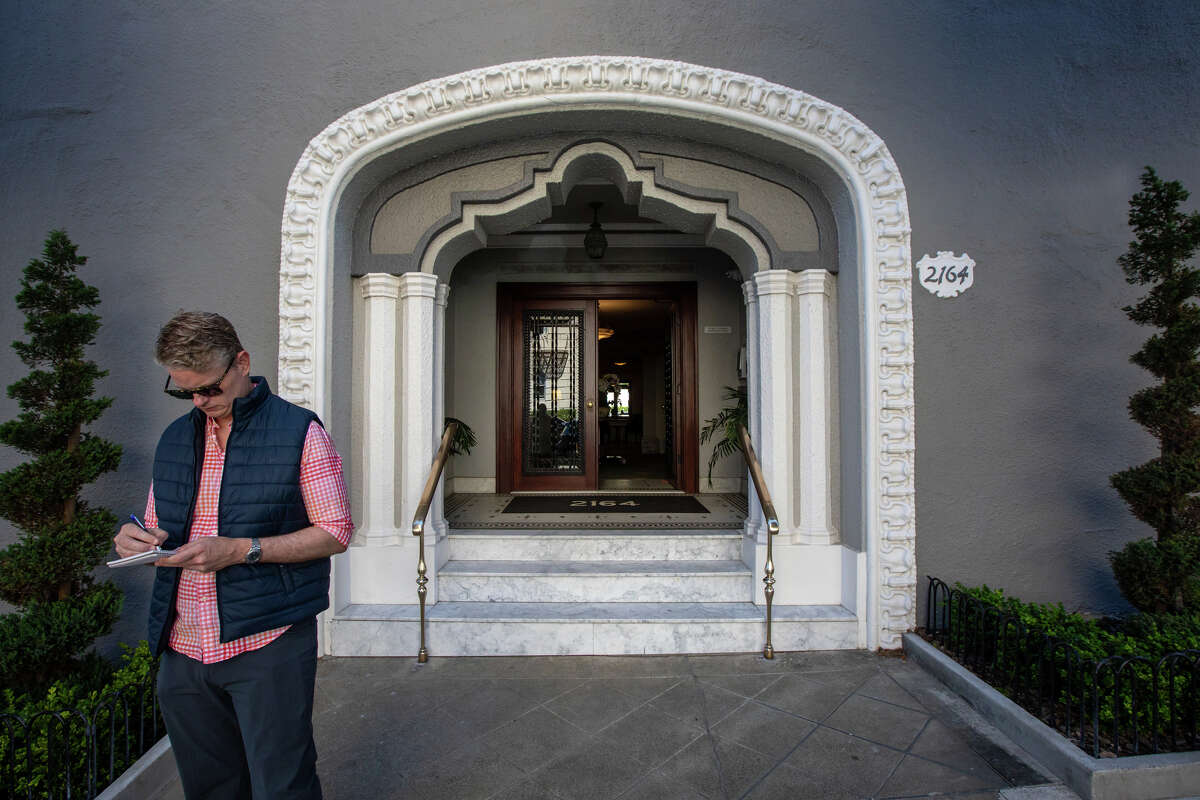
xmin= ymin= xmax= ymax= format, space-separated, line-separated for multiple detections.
xmin=278 ymin=57 xmax=916 ymax=651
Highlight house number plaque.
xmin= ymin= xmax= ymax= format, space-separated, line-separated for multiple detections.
xmin=916 ymin=251 xmax=974 ymax=298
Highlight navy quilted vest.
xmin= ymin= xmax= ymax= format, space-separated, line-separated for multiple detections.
xmin=146 ymin=378 xmax=331 ymax=655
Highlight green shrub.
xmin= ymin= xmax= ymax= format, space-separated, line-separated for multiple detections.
xmin=958 ymin=584 xmax=1123 ymax=659
xmin=959 ymin=583 xmax=1200 ymax=658
xmin=1110 ymin=168 xmax=1200 ymax=613
xmin=1109 ymin=537 xmax=1200 ymax=614
xmin=0 ymin=231 xmax=123 ymax=691
xmin=946 ymin=583 xmax=1200 ymax=755
xmin=1 ymin=642 xmax=161 ymax=798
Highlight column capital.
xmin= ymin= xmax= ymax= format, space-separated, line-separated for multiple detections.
xmin=754 ymin=269 xmax=794 ymax=297
xmin=360 ymin=273 xmax=401 ymax=300
xmin=435 ymin=282 xmax=451 ymax=307
xmin=741 ymin=280 xmax=758 ymax=306
xmin=793 ymin=269 xmax=835 ymax=297
xmin=398 ymin=271 xmax=438 ymax=300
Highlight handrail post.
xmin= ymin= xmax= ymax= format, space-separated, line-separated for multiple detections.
xmin=414 ymin=520 xmax=428 ymax=663
xmin=412 ymin=422 xmax=459 ymax=663
xmin=738 ymin=425 xmax=780 ymax=659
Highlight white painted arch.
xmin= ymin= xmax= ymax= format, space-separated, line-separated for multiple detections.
xmin=277 ymin=56 xmax=916 ymax=649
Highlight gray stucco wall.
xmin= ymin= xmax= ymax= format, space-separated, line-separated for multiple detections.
xmin=2 ymin=1 xmax=1198 ymax=652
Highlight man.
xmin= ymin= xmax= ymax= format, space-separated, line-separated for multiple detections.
xmin=114 ymin=311 xmax=352 ymax=800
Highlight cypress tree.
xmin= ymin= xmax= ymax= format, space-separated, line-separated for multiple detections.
xmin=0 ymin=230 xmax=123 ymax=689
xmin=1110 ymin=168 xmax=1200 ymax=613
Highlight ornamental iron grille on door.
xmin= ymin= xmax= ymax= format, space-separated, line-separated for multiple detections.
xmin=522 ymin=310 xmax=585 ymax=475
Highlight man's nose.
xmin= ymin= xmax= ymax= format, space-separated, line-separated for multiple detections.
xmin=192 ymin=394 xmax=206 ymax=409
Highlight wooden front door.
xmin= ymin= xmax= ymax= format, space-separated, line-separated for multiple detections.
xmin=497 ymin=283 xmax=699 ymax=494
xmin=498 ymin=294 xmax=599 ymax=491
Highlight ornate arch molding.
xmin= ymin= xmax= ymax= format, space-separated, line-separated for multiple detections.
xmin=418 ymin=141 xmax=771 ymax=279
xmin=278 ymin=56 xmax=915 ymax=649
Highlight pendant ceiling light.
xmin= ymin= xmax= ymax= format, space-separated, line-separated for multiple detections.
xmin=584 ymin=201 xmax=607 ymax=259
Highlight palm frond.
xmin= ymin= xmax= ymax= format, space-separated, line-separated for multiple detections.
xmin=444 ymin=417 xmax=477 ymax=456
xmin=701 ymin=384 xmax=748 ymax=486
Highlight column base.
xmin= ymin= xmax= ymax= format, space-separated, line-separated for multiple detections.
xmin=788 ymin=525 xmax=840 ymax=546
xmin=347 ymin=542 xmax=430 ymax=605
xmin=354 ymin=525 xmax=401 ymax=547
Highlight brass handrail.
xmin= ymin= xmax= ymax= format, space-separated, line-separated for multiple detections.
xmin=412 ymin=421 xmax=459 ymax=663
xmin=738 ymin=425 xmax=780 ymax=659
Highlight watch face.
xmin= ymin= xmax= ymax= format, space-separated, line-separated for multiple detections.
xmin=247 ymin=540 xmax=262 ymax=564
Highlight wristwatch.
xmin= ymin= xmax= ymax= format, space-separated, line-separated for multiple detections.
xmin=245 ymin=537 xmax=262 ymax=565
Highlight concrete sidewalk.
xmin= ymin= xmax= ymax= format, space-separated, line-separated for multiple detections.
xmin=303 ymin=650 xmax=1076 ymax=799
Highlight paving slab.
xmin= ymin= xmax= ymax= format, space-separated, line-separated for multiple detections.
xmin=752 ymin=672 xmax=852 ymax=721
xmin=141 ymin=650 xmax=1082 ymax=800
xmin=783 ymin=726 xmax=905 ymax=796
xmin=822 ymin=692 xmax=931 ymax=750
xmin=656 ymin=734 xmax=776 ymax=798
xmin=596 ymin=703 xmax=706 ymax=768
xmin=711 ymin=699 xmax=816 ymax=760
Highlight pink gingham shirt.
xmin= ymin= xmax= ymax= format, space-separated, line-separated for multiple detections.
xmin=145 ymin=417 xmax=353 ymax=664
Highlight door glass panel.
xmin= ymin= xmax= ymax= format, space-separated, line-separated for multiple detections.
xmin=522 ymin=310 xmax=584 ymax=474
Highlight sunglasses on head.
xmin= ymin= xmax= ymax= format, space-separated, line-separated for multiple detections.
xmin=164 ymin=358 xmax=235 ymax=400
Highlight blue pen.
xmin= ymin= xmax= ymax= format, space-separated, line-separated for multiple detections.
xmin=129 ymin=514 xmax=150 ymax=532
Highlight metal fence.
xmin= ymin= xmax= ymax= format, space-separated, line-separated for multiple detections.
xmin=0 ymin=675 xmax=163 ymax=800
xmin=924 ymin=576 xmax=1200 ymax=757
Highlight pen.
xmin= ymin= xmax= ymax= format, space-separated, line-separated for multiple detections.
xmin=129 ymin=514 xmax=150 ymax=533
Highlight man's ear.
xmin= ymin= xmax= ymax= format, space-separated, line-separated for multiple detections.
xmin=236 ymin=350 xmax=251 ymax=376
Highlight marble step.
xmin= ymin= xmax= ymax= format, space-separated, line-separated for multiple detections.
xmin=447 ymin=529 xmax=743 ymax=561
xmin=328 ymin=602 xmax=860 ymax=656
xmin=438 ymin=559 xmax=752 ymax=603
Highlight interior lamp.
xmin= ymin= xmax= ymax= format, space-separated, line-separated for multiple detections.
xmin=584 ymin=202 xmax=607 ymax=259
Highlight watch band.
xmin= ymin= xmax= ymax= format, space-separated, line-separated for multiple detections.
xmin=245 ymin=537 xmax=262 ymax=564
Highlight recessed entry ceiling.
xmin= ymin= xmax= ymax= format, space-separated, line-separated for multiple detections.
xmin=489 ymin=179 xmax=701 ymax=250
xmin=542 ymin=183 xmax=654 ymax=225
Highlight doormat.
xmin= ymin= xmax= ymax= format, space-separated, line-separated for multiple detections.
xmin=502 ymin=495 xmax=710 ymax=514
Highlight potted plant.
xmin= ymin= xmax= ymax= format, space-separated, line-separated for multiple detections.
xmin=698 ymin=384 xmax=747 ymax=487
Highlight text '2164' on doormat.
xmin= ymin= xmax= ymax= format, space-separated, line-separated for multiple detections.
xmin=501 ymin=495 xmax=710 ymax=514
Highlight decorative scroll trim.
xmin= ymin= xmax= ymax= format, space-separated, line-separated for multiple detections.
xmin=278 ymin=56 xmax=915 ymax=649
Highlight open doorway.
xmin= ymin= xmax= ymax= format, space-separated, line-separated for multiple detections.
xmin=597 ymin=299 xmax=676 ymax=490
xmin=496 ymin=283 xmax=698 ymax=494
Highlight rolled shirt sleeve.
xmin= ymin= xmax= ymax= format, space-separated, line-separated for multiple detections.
xmin=299 ymin=421 xmax=355 ymax=546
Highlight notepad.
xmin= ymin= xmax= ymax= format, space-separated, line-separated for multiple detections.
xmin=107 ymin=548 xmax=174 ymax=568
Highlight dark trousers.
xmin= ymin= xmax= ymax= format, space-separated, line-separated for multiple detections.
xmin=157 ymin=617 xmax=321 ymax=800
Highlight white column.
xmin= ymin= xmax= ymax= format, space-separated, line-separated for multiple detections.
xmin=357 ymin=274 xmax=401 ymax=546
xmin=753 ymin=270 xmax=795 ymax=538
xmin=348 ymin=273 xmax=415 ymax=605
xmin=429 ymin=282 xmax=451 ymax=540
xmin=398 ymin=272 xmax=439 ymax=530
xmin=741 ymin=280 xmax=764 ymax=539
xmin=742 ymin=278 xmax=768 ymax=606
xmin=792 ymin=270 xmax=839 ymax=545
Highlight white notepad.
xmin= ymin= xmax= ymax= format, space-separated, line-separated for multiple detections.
xmin=107 ymin=548 xmax=174 ymax=568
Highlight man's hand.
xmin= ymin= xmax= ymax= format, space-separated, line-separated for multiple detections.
xmin=156 ymin=537 xmax=248 ymax=573
xmin=114 ymin=522 xmax=168 ymax=558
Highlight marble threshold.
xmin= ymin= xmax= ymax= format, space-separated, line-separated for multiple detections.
xmin=439 ymin=559 xmax=749 ymax=576
xmin=509 ymin=489 xmax=686 ymax=495
xmin=448 ymin=528 xmax=739 ymax=536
